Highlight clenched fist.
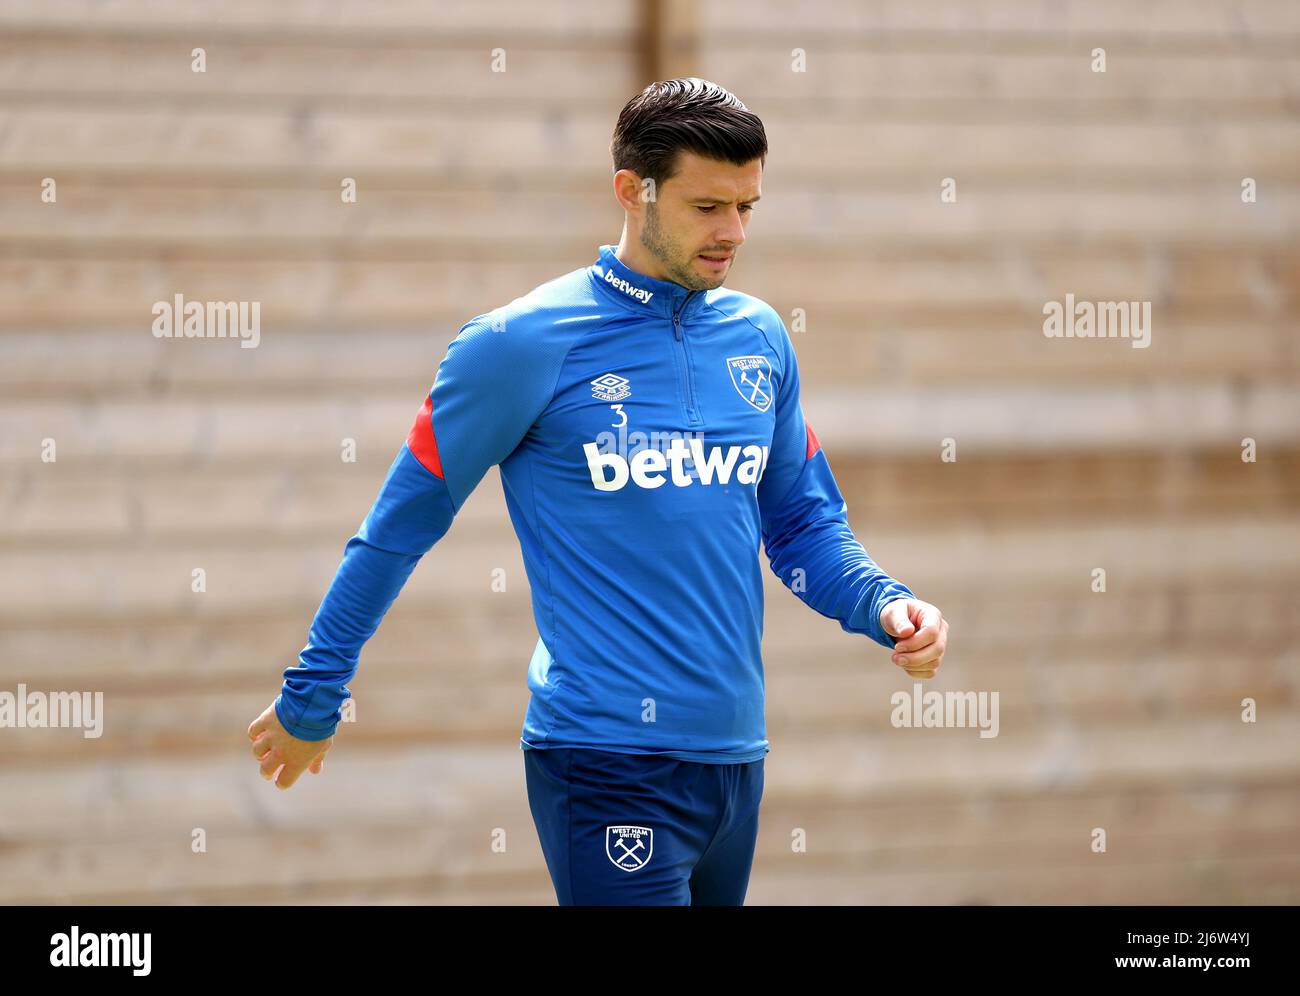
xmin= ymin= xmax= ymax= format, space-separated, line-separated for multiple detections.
xmin=879 ymin=598 xmax=949 ymax=679
xmin=246 ymin=702 xmax=332 ymax=790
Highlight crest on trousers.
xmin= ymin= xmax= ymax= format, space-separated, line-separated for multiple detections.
xmin=606 ymin=825 xmax=653 ymax=872
xmin=726 ymin=356 xmax=773 ymax=412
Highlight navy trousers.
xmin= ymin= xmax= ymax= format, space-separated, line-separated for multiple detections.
xmin=523 ymin=746 xmax=764 ymax=906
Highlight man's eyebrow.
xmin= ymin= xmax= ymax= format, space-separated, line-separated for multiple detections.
xmin=691 ymin=194 xmax=762 ymax=204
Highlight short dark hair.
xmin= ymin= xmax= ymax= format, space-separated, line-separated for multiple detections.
xmin=611 ymin=78 xmax=767 ymax=186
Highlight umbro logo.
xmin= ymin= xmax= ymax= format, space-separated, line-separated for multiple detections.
xmin=591 ymin=373 xmax=631 ymax=402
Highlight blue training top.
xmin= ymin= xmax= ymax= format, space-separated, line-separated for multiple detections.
xmin=275 ymin=244 xmax=916 ymax=762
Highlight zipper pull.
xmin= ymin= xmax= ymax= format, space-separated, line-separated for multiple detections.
xmin=673 ymin=315 xmax=682 ymax=341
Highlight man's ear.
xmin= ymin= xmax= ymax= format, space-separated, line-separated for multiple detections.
xmin=612 ymin=168 xmax=646 ymax=214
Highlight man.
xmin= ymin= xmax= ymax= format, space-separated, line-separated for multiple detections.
xmin=247 ymin=78 xmax=948 ymax=905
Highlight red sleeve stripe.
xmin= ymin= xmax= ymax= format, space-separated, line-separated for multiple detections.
xmin=405 ymin=394 xmax=445 ymax=479
xmin=805 ymin=420 xmax=822 ymax=459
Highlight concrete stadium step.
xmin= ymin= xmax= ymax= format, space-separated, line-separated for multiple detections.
xmin=798 ymin=319 xmax=1297 ymax=386
xmin=709 ymin=48 xmax=1300 ymax=107
xmin=0 ymin=514 xmax=1296 ymax=621
xmin=6 ymin=817 xmax=1297 ymax=904
xmin=2 ymin=317 xmax=1296 ymax=403
xmin=3 ymin=448 xmax=1297 ymax=545
xmin=0 ymin=106 xmax=622 ymax=180
xmin=0 ymin=248 xmax=1292 ymax=328
xmin=0 ymin=463 xmax=507 ymax=543
xmin=0 ymin=641 xmax=1292 ymax=764
xmin=699 ymin=0 xmax=1300 ymax=39
xmin=27 ymin=855 xmax=1292 ymax=904
xmin=745 ymin=853 xmax=1300 ymax=904
xmin=1 ymin=743 xmax=1296 ymax=903
xmin=764 ymin=720 xmax=1300 ymax=799
xmin=5 ymin=573 xmax=1296 ymax=691
xmin=807 ymin=382 xmax=1299 ymax=454
xmin=5 ymin=724 xmax=1297 ymax=836
xmin=3 ymin=107 xmax=1294 ymax=181
xmin=0 ymin=35 xmax=635 ymax=107
xmin=4 ymin=181 xmax=1295 ymax=250
xmin=0 ymin=0 xmax=639 ymax=38
xmin=3 ymin=0 xmax=1295 ymax=42
xmin=2 ymin=386 xmax=1297 ymax=471
xmin=0 ymin=184 xmax=617 ymax=255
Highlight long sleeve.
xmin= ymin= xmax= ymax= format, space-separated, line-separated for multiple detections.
xmin=756 ymin=312 xmax=915 ymax=650
xmin=275 ymin=314 xmax=564 ymax=740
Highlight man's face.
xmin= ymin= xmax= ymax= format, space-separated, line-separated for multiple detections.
xmin=637 ymin=151 xmax=762 ymax=291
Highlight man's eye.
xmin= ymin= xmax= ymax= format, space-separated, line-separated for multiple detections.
xmin=697 ymin=205 xmax=715 ymax=213
xmin=739 ymin=204 xmax=754 ymax=213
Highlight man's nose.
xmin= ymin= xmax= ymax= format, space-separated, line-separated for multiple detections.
xmin=716 ymin=207 xmax=747 ymax=248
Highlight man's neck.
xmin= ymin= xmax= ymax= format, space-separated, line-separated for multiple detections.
xmin=614 ymin=230 xmax=673 ymax=284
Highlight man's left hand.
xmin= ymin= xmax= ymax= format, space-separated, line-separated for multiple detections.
xmin=879 ymin=598 xmax=949 ymax=679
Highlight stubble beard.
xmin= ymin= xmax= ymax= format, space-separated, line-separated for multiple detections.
xmin=641 ymin=202 xmax=721 ymax=292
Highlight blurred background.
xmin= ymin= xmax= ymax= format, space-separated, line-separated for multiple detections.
xmin=0 ymin=0 xmax=1297 ymax=904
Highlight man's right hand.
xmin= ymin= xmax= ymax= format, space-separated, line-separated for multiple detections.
xmin=247 ymin=702 xmax=333 ymax=790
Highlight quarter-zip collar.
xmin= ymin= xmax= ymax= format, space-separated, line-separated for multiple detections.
xmin=588 ymin=244 xmax=710 ymax=321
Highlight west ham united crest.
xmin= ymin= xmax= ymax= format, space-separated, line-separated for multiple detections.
xmin=606 ymin=825 xmax=653 ymax=872
xmin=726 ymin=355 xmax=773 ymax=412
